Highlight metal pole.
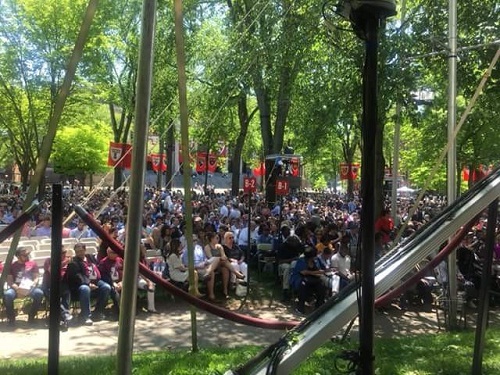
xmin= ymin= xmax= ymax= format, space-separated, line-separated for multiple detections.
xmin=390 ymin=102 xmax=401 ymax=220
xmin=358 ymin=14 xmax=379 ymax=375
xmin=116 ymin=1 xmax=156 ymax=373
xmin=173 ymin=0 xmax=198 ymax=351
xmin=446 ymin=0 xmax=458 ymax=328
xmin=246 ymin=192 xmax=251 ymax=294
xmin=391 ymin=0 xmax=406 ymax=222
xmin=472 ymin=199 xmax=498 ymax=374
xmin=48 ymin=184 xmax=62 ymax=375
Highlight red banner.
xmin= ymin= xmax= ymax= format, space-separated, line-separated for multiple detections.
xmin=462 ymin=165 xmax=492 ymax=182
xmin=196 ymin=152 xmax=218 ymax=173
xmin=253 ymin=163 xmax=266 ymax=177
xmin=290 ymin=157 xmax=300 ymax=177
xmin=108 ymin=142 xmax=132 ymax=169
xmin=208 ymin=154 xmax=217 ymax=173
xmin=150 ymin=153 xmax=167 ymax=172
xmin=340 ymin=162 xmax=360 ymax=180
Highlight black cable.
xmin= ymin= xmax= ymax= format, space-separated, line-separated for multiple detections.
xmin=334 ymin=349 xmax=360 ymax=373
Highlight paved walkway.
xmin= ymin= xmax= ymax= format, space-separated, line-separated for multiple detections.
xmin=1 ymin=297 xmax=498 ymax=360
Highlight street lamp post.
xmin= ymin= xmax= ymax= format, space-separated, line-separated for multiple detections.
xmin=337 ymin=1 xmax=396 ymax=374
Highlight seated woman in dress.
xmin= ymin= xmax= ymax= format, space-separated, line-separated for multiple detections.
xmin=204 ymin=232 xmax=244 ymax=298
xmin=166 ymin=238 xmax=204 ymax=298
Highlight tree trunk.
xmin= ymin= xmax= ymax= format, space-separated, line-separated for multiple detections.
xmin=254 ymin=75 xmax=273 ymax=155
xmin=113 ymin=167 xmax=123 ymax=190
xmin=231 ymin=90 xmax=255 ymax=196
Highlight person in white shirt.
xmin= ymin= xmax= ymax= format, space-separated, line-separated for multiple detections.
xmin=228 ymin=203 xmax=242 ymax=220
xmin=331 ymin=243 xmax=354 ymax=291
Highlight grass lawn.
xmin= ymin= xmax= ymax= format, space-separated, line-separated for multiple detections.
xmin=2 ymin=328 xmax=500 ymax=374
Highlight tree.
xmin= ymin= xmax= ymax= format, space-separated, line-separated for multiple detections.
xmin=51 ymin=124 xmax=109 ymax=185
xmin=0 ymin=0 xmax=92 ymax=189
xmin=226 ymin=0 xmax=322 ymax=156
xmin=289 ymin=27 xmax=363 ymax=195
xmin=388 ymin=0 xmax=500 ymax=195
xmin=81 ymin=0 xmax=143 ymax=189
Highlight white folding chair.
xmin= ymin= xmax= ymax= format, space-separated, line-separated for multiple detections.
xmin=62 ymin=238 xmax=78 ymax=246
xmin=79 ymin=238 xmax=99 ymax=247
xmin=19 ymin=240 xmax=40 ymax=249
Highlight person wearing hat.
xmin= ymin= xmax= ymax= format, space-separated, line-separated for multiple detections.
xmin=3 ymin=246 xmax=45 ymax=326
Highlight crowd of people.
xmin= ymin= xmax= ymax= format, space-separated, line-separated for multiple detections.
xmin=1 ymin=181 xmax=499 ymax=326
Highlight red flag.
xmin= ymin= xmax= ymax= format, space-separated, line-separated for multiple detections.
xmin=462 ymin=167 xmax=469 ymax=181
xmin=253 ymin=163 xmax=266 ymax=176
xmin=290 ymin=157 xmax=300 ymax=177
xmin=196 ymin=152 xmax=206 ymax=173
xmin=108 ymin=142 xmax=132 ymax=169
xmin=150 ymin=153 xmax=167 ymax=172
xmin=351 ymin=163 xmax=360 ymax=179
xmin=340 ymin=163 xmax=349 ymax=180
xmin=207 ymin=154 xmax=217 ymax=173
xmin=340 ymin=162 xmax=360 ymax=180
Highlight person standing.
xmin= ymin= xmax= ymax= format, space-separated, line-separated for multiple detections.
xmin=375 ymin=208 xmax=394 ymax=247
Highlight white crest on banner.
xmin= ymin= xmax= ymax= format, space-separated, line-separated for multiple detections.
xmin=110 ymin=146 xmax=122 ymax=162
xmin=340 ymin=165 xmax=349 ymax=176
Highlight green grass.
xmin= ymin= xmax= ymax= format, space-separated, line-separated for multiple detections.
xmin=2 ymin=328 xmax=500 ymax=374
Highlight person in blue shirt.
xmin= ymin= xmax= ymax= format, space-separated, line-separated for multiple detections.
xmin=290 ymin=247 xmax=327 ymax=315
xmin=181 ymin=235 xmax=219 ymax=301
xmin=257 ymin=225 xmax=274 ymax=244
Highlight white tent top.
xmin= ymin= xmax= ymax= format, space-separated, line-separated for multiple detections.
xmin=397 ymin=186 xmax=417 ymax=193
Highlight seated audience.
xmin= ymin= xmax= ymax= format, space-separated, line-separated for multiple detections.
xmin=222 ymin=231 xmax=248 ymax=287
xmin=3 ymin=246 xmax=44 ymax=326
xmin=98 ymin=247 xmax=124 ymax=318
xmin=166 ymin=238 xmax=204 ymax=297
xmin=331 ymin=243 xmax=354 ymax=291
xmin=277 ymin=224 xmax=304 ymax=301
xmin=42 ymin=247 xmax=73 ymax=326
xmin=204 ymin=232 xmax=244 ymax=298
xmin=34 ymin=215 xmax=52 ymax=237
xmin=181 ymin=235 xmax=219 ymax=301
xmin=70 ymin=220 xmax=93 ymax=239
xmin=290 ymin=247 xmax=327 ymax=315
xmin=66 ymin=243 xmax=111 ymax=325
xmin=316 ymin=246 xmax=340 ymax=296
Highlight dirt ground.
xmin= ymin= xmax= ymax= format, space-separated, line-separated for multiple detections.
xmin=1 ymin=287 xmax=499 ymax=360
